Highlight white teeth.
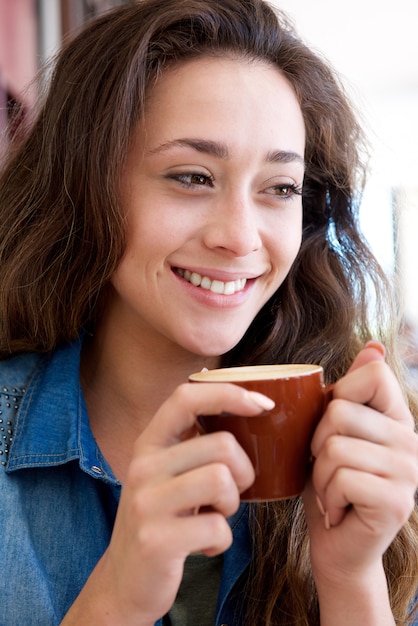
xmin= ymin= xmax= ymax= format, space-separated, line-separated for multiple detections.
xmin=223 ymin=281 xmax=236 ymax=295
xmin=177 ymin=269 xmax=247 ymax=295
xmin=190 ymin=272 xmax=202 ymax=287
xmin=201 ymin=276 xmax=212 ymax=290
xmin=210 ymin=280 xmax=224 ymax=294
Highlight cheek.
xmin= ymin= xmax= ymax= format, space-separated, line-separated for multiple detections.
xmin=120 ymin=210 xmax=165 ymax=264
xmin=268 ymin=219 xmax=303 ymax=272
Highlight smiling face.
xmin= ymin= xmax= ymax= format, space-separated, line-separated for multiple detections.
xmin=109 ymin=56 xmax=305 ymax=358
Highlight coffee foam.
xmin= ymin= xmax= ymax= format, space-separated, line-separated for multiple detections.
xmin=189 ymin=363 xmax=322 ymax=382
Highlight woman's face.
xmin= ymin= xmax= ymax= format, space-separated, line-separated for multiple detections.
xmin=110 ymin=56 xmax=305 ymax=357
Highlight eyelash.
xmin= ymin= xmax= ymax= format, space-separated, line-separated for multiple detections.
xmin=168 ymin=173 xmax=303 ymax=200
xmin=269 ymin=183 xmax=303 ymax=199
xmin=168 ymin=173 xmax=214 ymax=188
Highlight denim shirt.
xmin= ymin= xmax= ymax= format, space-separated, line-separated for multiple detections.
xmin=0 ymin=338 xmax=251 ymax=626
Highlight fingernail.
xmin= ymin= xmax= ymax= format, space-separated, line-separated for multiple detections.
xmin=247 ymin=391 xmax=275 ymax=411
xmin=324 ymin=511 xmax=331 ymax=530
xmin=316 ymin=494 xmax=326 ymax=516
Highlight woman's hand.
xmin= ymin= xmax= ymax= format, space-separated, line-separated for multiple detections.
xmin=64 ymin=382 xmax=267 ymax=625
xmin=303 ymin=342 xmax=418 ymax=624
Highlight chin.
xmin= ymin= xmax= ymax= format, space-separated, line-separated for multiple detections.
xmin=173 ymin=322 xmax=250 ymax=358
xmin=185 ymin=337 xmax=243 ymax=359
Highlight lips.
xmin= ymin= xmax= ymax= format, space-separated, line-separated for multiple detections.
xmin=174 ymin=268 xmax=247 ymax=295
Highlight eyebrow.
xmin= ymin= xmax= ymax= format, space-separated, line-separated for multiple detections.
xmin=147 ymin=138 xmax=304 ymax=166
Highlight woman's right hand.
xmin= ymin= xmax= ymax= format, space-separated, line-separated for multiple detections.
xmin=63 ymin=382 xmax=269 ymax=625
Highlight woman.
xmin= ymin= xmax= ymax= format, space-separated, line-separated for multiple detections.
xmin=1 ymin=0 xmax=417 ymax=624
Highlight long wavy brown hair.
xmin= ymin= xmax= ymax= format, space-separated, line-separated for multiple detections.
xmin=0 ymin=0 xmax=417 ymax=623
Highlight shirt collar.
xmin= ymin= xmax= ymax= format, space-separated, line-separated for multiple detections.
xmin=5 ymin=337 xmax=118 ymax=484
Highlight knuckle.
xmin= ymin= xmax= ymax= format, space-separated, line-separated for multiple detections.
xmin=128 ymin=455 xmax=154 ymax=484
xmin=136 ymin=521 xmax=165 ymax=555
xmin=213 ymin=430 xmax=238 ymax=458
xmin=409 ymin=453 xmax=418 ymax=486
xmin=172 ymin=382 xmax=192 ymax=405
xmin=331 ymin=466 xmax=351 ymax=493
xmin=390 ymin=492 xmax=415 ymax=526
xmin=322 ymin=434 xmax=345 ymax=462
xmin=206 ymin=512 xmax=232 ymax=542
xmin=130 ymin=489 xmax=153 ymax=520
xmin=210 ymin=462 xmax=234 ymax=494
xmin=325 ymin=398 xmax=346 ymax=425
xmin=396 ymin=439 xmax=418 ymax=486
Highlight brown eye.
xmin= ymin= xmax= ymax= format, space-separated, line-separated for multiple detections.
xmin=275 ymin=185 xmax=292 ymax=196
xmin=190 ymin=174 xmax=209 ymax=185
xmin=265 ymin=183 xmax=303 ymax=199
xmin=169 ymin=172 xmax=214 ymax=188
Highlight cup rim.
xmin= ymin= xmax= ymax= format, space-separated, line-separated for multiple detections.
xmin=189 ymin=363 xmax=323 ymax=382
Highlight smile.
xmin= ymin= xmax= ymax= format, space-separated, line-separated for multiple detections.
xmin=175 ymin=268 xmax=247 ymax=295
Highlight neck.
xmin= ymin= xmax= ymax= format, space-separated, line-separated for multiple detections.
xmin=80 ymin=317 xmax=219 ymax=481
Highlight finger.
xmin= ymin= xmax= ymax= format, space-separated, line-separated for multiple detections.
xmin=170 ymin=512 xmax=234 ymax=558
xmin=337 ymin=340 xmax=386 ymax=407
xmin=311 ymin=400 xmax=416 ymax=458
xmin=322 ymin=468 xmax=416 ymax=532
xmin=144 ymin=462 xmax=242 ymax=519
xmin=140 ymin=382 xmax=274 ymax=447
xmin=313 ymin=435 xmax=414 ymax=489
xmin=333 ymin=360 xmax=413 ymax=427
xmin=312 ymin=433 xmax=418 ymax=516
xmin=346 ymin=340 xmax=386 ymax=374
xmin=128 ymin=511 xmax=233 ymax=562
xmin=129 ymin=430 xmax=255 ymax=494
xmin=167 ymin=431 xmax=255 ymax=493
xmin=334 ymin=341 xmax=411 ymax=426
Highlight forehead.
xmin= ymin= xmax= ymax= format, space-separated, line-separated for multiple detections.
xmin=133 ymin=56 xmax=305 ymax=159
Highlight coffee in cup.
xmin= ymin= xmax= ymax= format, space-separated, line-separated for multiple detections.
xmin=189 ymin=364 xmax=329 ymax=501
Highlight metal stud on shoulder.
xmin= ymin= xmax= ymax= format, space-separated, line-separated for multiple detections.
xmin=0 ymin=386 xmax=25 ymax=466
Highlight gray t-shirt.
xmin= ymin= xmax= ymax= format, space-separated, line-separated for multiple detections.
xmin=163 ymin=552 xmax=224 ymax=625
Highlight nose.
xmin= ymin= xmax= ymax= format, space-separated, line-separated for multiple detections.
xmin=202 ymin=192 xmax=262 ymax=257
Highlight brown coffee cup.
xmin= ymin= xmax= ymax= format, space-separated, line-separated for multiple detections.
xmin=189 ymin=364 xmax=330 ymax=501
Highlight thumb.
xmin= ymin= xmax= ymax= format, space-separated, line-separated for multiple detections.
xmin=336 ymin=340 xmax=412 ymax=426
xmin=346 ymin=340 xmax=386 ymax=374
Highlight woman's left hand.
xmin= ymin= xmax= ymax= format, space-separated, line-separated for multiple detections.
xmin=304 ymin=342 xmax=418 ymax=587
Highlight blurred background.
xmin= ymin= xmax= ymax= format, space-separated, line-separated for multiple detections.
xmin=1 ymin=0 xmax=417 ymax=370
xmin=275 ymin=0 xmax=418 ymax=376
